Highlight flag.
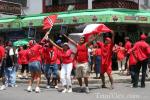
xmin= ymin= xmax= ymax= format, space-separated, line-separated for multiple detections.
xmin=83 ymin=24 xmax=111 ymax=41
xmin=43 ymin=14 xmax=58 ymax=30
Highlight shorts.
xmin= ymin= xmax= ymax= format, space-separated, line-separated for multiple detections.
xmin=44 ymin=64 xmax=58 ymax=78
xmin=101 ymin=64 xmax=112 ymax=75
xmin=29 ymin=61 xmax=41 ymax=73
xmin=76 ymin=62 xmax=90 ymax=78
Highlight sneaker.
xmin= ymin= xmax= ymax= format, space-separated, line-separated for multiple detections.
xmin=18 ymin=75 xmax=23 ymax=78
xmin=67 ymin=88 xmax=72 ymax=93
xmin=27 ymin=86 xmax=32 ymax=92
xmin=110 ymin=85 xmax=114 ymax=90
xmin=10 ymin=84 xmax=18 ymax=87
xmin=46 ymin=85 xmax=50 ymax=89
xmin=35 ymin=87 xmax=40 ymax=93
xmin=62 ymin=88 xmax=67 ymax=93
xmin=101 ymin=85 xmax=107 ymax=88
xmin=85 ymin=87 xmax=90 ymax=93
xmin=78 ymin=87 xmax=84 ymax=93
xmin=55 ymin=85 xmax=58 ymax=89
xmin=0 ymin=85 xmax=6 ymax=90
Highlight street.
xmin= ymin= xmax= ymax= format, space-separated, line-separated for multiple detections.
xmin=0 ymin=82 xmax=150 ymax=100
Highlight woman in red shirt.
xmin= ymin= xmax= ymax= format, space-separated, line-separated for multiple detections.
xmin=93 ymin=43 xmax=102 ymax=78
xmin=49 ymin=39 xmax=73 ymax=93
xmin=114 ymin=42 xmax=126 ymax=72
xmin=18 ymin=45 xmax=29 ymax=78
xmin=26 ymin=40 xmax=42 ymax=93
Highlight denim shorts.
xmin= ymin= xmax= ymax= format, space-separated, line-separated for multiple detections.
xmin=44 ymin=64 xmax=58 ymax=78
xmin=29 ymin=61 xmax=41 ymax=72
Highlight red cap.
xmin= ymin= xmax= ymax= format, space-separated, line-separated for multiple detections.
xmin=140 ymin=34 xmax=147 ymax=40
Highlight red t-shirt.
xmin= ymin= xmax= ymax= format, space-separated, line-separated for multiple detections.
xmin=0 ymin=46 xmax=5 ymax=62
xmin=94 ymin=48 xmax=102 ymax=56
xmin=43 ymin=46 xmax=58 ymax=64
xmin=133 ymin=40 xmax=149 ymax=61
xmin=125 ymin=41 xmax=132 ymax=52
xmin=128 ymin=49 xmax=137 ymax=66
xmin=27 ymin=44 xmax=42 ymax=63
xmin=98 ymin=42 xmax=113 ymax=66
xmin=76 ymin=43 xmax=88 ymax=63
xmin=56 ymin=49 xmax=61 ymax=64
xmin=116 ymin=46 xmax=126 ymax=61
xmin=18 ymin=49 xmax=28 ymax=64
xmin=61 ymin=49 xmax=73 ymax=64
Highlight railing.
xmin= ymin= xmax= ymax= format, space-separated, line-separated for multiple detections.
xmin=43 ymin=0 xmax=138 ymax=13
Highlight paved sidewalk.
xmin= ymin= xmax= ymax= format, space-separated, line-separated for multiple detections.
xmin=12 ymin=71 xmax=150 ymax=85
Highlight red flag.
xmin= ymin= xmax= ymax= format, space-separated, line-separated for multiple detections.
xmin=43 ymin=14 xmax=58 ymax=30
xmin=83 ymin=24 xmax=111 ymax=41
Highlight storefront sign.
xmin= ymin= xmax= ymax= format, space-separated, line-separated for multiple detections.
xmin=56 ymin=19 xmax=63 ymax=23
xmin=0 ymin=1 xmax=21 ymax=15
xmin=125 ymin=16 xmax=148 ymax=21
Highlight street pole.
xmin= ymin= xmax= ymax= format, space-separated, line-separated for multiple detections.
xmin=88 ymin=0 xmax=92 ymax=9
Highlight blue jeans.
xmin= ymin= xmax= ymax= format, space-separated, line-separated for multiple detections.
xmin=4 ymin=67 xmax=16 ymax=86
xmin=44 ymin=64 xmax=58 ymax=78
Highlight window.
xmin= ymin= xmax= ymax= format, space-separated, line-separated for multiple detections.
xmin=45 ymin=0 xmax=52 ymax=6
xmin=2 ymin=0 xmax=27 ymax=7
xmin=144 ymin=0 xmax=149 ymax=6
xmin=59 ymin=0 xmax=75 ymax=5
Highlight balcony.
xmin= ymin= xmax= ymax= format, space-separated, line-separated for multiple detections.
xmin=43 ymin=0 xmax=139 ymax=13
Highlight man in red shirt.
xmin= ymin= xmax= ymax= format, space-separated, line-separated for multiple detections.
xmin=132 ymin=34 xmax=150 ymax=88
xmin=0 ymin=43 xmax=5 ymax=90
xmin=42 ymin=40 xmax=59 ymax=89
xmin=124 ymin=37 xmax=132 ymax=72
xmin=97 ymin=31 xmax=115 ymax=89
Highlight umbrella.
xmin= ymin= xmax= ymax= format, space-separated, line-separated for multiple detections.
xmin=13 ymin=38 xmax=30 ymax=47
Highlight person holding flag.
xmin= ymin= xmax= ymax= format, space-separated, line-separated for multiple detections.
xmin=97 ymin=31 xmax=115 ymax=89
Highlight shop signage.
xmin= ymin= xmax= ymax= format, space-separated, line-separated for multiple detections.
xmin=56 ymin=19 xmax=63 ymax=23
xmin=125 ymin=16 xmax=148 ymax=21
xmin=0 ymin=1 xmax=21 ymax=15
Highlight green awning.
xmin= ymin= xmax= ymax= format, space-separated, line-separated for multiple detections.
xmin=20 ymin=8 xmax=150 ymax=28
xmin=1 ymin=8 xmax=150 ymax=29
xmin=0 ymin=18 xmax=22 ymax=29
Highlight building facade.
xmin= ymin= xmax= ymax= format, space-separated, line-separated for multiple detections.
xmin=43 ymin=0 xmax=139 ymax=13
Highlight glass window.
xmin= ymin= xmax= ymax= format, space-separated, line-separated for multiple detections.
xmin=45 ymin=0 xmax=52 ymax=6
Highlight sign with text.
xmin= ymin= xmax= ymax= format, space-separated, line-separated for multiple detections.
xmin=0 ymin=1 xmax=21 ymax=15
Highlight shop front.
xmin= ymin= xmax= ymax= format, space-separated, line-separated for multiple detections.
xmin=0 ymin=8 xmax=150 ymax=43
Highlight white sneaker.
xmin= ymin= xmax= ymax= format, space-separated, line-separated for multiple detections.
xmin=46 ymin=85 xmax=50 ymax=89
xmin=67 ymin=88 xmax=72 ymax=93
xmin=18 ymin=75 xmax=23 ymax=78
xmin=27 ymin=86 xmax=32 ymax=92
xmin=55 ymin=85 xmax=58 ymax=89
xmin=35 ymin=87 xmax=40 ymax=93
xmin=62 ymin=88 xmax=67 ymax=93
xmin=0 ymin=85 xmax=6 ymax=90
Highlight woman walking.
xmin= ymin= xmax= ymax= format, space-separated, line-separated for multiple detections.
xmin=27 ymin=40 xmax=42 ymax=93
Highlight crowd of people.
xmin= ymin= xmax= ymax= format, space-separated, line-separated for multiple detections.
xmin=0 ymin=31 xmax=150 ymax=93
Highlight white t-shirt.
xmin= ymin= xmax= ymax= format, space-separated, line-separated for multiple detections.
xmin=9 ymin=48 xmax=14 ymax=56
